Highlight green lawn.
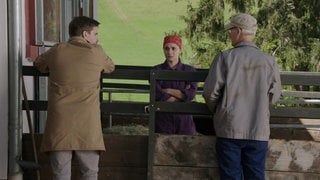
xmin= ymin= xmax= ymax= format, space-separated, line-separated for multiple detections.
xmin=97 ymin=0 xmax=200 ymax=101
xmin=98 ymin=0 xmax=199 ymax=66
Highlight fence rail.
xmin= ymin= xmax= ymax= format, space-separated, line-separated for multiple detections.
xmin=23 ymin=65 xmax=320 ymax=120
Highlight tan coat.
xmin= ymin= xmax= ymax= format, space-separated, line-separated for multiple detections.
xmin=35 ymin=37 xmax=115 ymax=152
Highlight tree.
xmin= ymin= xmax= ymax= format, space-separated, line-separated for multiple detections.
xmin=180 ymin=0 xmax=226 ymax=68
xmin=257 ymin=0 xmax=320 ymax=71
xmin=180 ymin=0 xmax=320 ymax=72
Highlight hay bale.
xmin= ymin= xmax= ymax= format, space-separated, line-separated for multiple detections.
xmin=103 ymin=124 xmax=149 ymax=135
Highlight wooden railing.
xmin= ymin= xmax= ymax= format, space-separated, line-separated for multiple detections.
xmin=23 ymin=65 xmax=320 ymax=122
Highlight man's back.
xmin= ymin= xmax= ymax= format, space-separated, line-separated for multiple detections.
xmin=37 ymin=36 xmax=113 ymax=88
xmin=34 ymin=16 xmax=115 ymax=180
xmin=212 ymin=41 xmax=281 ymax=141
xmin=35 ymin=36 xmax=114 ymax=152
xmin=203 ymin=13 xmax=282 ymax=179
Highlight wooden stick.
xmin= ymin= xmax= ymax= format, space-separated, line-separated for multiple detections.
xmin=22 ymin=77 xmax=41 ymax=180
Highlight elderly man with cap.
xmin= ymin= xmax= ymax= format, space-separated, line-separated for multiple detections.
xmin=203 ymin=13 xmax=282 ymax=179
xmin=152 ymin=34 xmax=198 ymax=135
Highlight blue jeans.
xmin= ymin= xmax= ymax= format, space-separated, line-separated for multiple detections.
xmin=216 ymin=137 xmax=268 ymax=180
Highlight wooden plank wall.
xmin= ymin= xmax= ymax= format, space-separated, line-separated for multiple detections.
xmin=153 ymin=135 xmax=320 ymax=180
xmin=23 ymin=132 xmax=320 ymax=180
xmin=22 ymin=134 xmax=148 ymax=180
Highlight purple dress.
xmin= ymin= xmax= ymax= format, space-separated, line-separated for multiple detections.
xmin=152 ymin=60 xmax=197 ymax=135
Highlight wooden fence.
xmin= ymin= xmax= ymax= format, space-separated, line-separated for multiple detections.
xmin=22 ymin=65 xmax=320 ymax=180
xmin=22 ymin=65 xmax=320 ymax=120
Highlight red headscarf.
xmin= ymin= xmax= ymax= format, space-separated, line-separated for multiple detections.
xmin=163 ymin=35 xmax=182 ymax=49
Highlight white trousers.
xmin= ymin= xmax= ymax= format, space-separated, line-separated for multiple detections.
xmin=49 ymin=150 xmax=100 ymax=180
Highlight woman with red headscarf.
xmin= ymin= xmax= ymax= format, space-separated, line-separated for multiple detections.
xmin=152 ymin=34 xmax=198 ymax=135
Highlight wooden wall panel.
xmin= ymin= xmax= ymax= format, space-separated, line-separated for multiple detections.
xmin=153 ymin=135 xmax=320 ymax=177
xmin=22 ymin=134 xmax=148 ymax=180
xmin=153 ymin=167 xmax=320 ymax=180
xmin=23 ymin=133 xmax=320 ymax=180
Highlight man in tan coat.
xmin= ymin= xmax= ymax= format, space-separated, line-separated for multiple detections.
xmin=34 ymin=16 xmax=115 ymax=180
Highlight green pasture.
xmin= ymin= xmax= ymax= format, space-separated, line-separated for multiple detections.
xmin=98 ymin=0 xmax=199 ymax=66
xmin=98 ymin=0 xmax=200 ymax=101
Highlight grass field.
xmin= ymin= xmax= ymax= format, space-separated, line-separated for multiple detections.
xmin=97 ymin=0 xmax=200 ymax=101
xmin=98 ymin=0 xmax=199 ymax=66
